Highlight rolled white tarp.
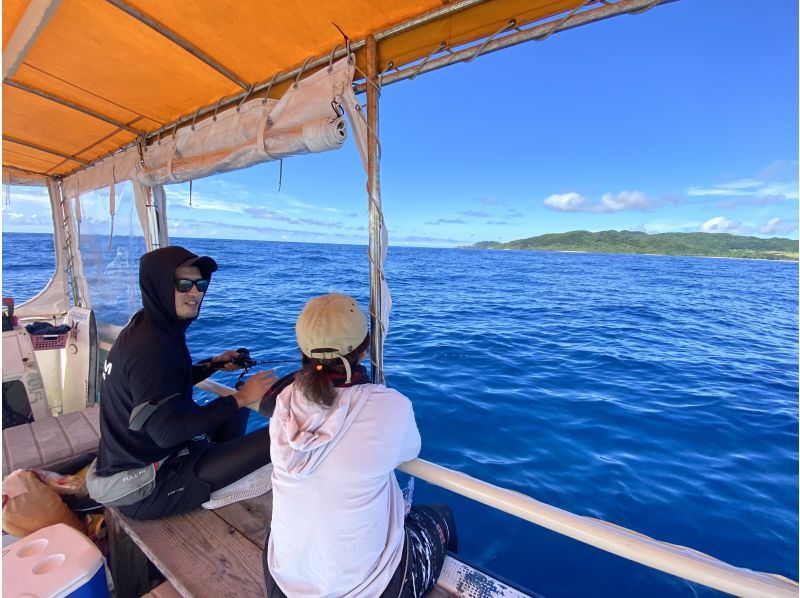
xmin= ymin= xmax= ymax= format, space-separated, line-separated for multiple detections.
xmin=136 ymin=57 xmax=354 ymax=186
xmin=59 ymin=57 xmax=356 ymax=196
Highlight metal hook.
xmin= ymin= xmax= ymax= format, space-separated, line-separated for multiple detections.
xmin=294 ymin=56 xmax=312 ymax=88
xmin=328 ymin=44 xmax=339 ymax=72
xmin=410 ymin=42 xmax=446 ymax=80
xmin=237 ymin=83 xmax=256 ymax=112
xmin=467 ymin=19 xmax=515 ymax=63
xmin=212 ymin=97 xmax=224 ymax=121
xmin=263 ymin=73 xmax=278 ymax=104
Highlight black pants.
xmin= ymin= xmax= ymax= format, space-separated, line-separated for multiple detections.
xmin=121 ymin=411 xmax=270 ymax=520
xmin=263 ymin=503 xmax=456 ymax=598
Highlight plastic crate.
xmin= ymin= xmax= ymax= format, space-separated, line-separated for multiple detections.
xmin=29 ymin=333 xmax=68 ymax=351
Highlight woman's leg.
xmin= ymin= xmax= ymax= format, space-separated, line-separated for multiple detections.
xmin=195 ymin=426 xmax=271 ymax=490
xmin=401 ymin=503 xmax=456 ymax=597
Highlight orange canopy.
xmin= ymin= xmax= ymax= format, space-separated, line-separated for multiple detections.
xmin=2 ymin=0 xmax=594 ymax=179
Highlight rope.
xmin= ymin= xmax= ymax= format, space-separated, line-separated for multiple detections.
xmin=537 ymin=0 xmax=593 ymax=42
xmin=467 ymin=20 xmax=515 ymax=62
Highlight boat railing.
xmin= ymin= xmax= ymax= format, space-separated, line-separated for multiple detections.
xmin=195 ymin=378 xmax=798 ymax=598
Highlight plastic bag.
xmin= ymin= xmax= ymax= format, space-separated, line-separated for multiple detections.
xmin=2 ymin=469 xmax=85 ymax=537
xmin=34 ymin=466 xmax=90 ymax=497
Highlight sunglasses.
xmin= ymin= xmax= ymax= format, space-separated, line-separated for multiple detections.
xmin=175 ymin=278 xmax=210 ymax=293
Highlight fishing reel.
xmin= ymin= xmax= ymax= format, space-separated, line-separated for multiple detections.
xmin=231 ymin=348 xmax=257 ymax=369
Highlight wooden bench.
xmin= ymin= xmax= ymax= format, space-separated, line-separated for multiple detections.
xmin=105 ymin=487 xmax=529 ymax=598
xmin=2 ymin=405 xmax=101 ymax=477
xmin=106 ymin=490 xmax=271 ymax=598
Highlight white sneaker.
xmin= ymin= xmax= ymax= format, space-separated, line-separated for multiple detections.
xmin=201 ymin=463 xmax=273 ymax=509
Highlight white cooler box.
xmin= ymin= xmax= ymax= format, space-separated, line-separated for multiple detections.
xmin=2 ymin=523 xmax=108 ymax=598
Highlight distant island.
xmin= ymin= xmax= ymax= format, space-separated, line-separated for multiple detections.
xmin=462 ymin=230 xmax=798 ymax=261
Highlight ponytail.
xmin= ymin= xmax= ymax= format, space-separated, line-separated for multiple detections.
xmin=295 ymin=334 xmax=370 ymax=407
xmin=295 ymin=360 xmax=337 ymax=407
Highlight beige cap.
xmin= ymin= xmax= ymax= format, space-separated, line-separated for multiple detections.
xmin=296 ymin=293 xmax=368 ymax=361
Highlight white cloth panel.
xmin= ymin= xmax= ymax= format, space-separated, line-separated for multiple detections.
xmin=61 ymin=58 xmax=355 ymax=196
xmin=340 ymin=80 xmax=392 ymax=350
xmin=2 ymin=169 xmax=47 ymax=187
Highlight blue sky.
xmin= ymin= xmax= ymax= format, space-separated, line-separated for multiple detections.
xmin=4 ymin=0 xmax=798 ymax=246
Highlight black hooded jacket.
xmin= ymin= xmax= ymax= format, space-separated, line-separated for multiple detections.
xmin=96 ymin=246 xmax=238 ymax=475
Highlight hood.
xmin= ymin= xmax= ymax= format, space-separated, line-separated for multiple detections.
xmin=139 ymin=246 xmax=217 ymax=336
xmin=271 ymin=383 xmax=373 ymax=477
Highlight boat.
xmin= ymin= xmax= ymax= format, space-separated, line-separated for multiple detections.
xmin=2 ymin=1 xmax=797 ymax=596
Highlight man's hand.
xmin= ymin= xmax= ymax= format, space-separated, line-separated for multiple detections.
xmin=232 ymin=370 xmax=277 ymax=408
xmin=211 ymin=350 xmax=243 ymax=371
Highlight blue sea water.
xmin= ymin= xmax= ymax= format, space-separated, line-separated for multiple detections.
xmin=3 ymin=232 xmax=798 ymax=596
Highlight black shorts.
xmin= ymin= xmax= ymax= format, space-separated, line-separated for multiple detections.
xmin=119 ymin=438 xmax=213 ymax=520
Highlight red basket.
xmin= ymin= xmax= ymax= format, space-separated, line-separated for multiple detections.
xmin=30 ymin=333 xmax=69 ymax=351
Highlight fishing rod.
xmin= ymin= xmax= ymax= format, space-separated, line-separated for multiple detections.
xmin=210 ymin=348 xmax=296 ymax=389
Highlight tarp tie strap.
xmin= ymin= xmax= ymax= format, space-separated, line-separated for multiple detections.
xmin=378 ymin=61 xmax=393 ymax=89
xmin=411 ymin=42 xmax=446 ymax=79
xmin=467 ymin=20 xmax=515 ymax=62
xmin=538 ymin=0 xmax=592 ymax=42
xmin=189 ymin=179 xmax=193 ymax=207
xmin=190 ymin=107 xmax=202 ymax=131
xmin=212 ymin=97 xmax=224 ymax=122
xmin=327 ymin=45 xmax=340 ymax=72
xmin=294 ymin=57 xmax=313 ymax=88
xmin=237 ymin=84 xmax=256 ymax=112
xmin=263 ymin=73 xmax=278 ymax=104
xmin=108 ymin=183 xmax=116 ymax=250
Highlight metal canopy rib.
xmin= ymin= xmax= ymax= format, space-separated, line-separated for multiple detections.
xmin=4 ymin=80 xmax=145 ymax=135
xmin=3 ymin=136 xmax=90 ymax=166
xmin=105 ymin=0 xmax=250 ymax=91
xmin=2 ymin=0 xmax=63 ymax=80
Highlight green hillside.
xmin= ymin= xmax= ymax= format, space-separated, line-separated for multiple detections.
xmin=462 ymin=230 xmax=798 ymax=261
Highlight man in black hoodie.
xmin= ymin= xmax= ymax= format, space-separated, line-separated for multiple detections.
xmin=94 ymin=246 xmax=274 ymax=519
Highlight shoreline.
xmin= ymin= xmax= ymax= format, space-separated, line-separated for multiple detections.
xmin=465 ymin=247 xmax=798 ymax=263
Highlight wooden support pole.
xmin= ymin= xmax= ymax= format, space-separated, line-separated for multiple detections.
xmin=366 ymin=35 xmax=385 ymax=384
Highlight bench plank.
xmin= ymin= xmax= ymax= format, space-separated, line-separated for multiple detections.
xmin=214 ymin=492 xmax=272 ymax=547
xmin=109 ymin=506 xmax=266 ymax=598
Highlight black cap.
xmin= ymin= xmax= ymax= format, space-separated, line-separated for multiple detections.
xmin=178 ymin=255 xmax=218 ymax=278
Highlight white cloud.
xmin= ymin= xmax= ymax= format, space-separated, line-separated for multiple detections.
xmin=700 ymin=216 xmax=742 ymax=233
xmin=759 ymin=217 xmax=797 ymax=236
xmin=687 ymin=168 xmax=798 ymax=201
xmin=543 ymin=192 xmax=586 ymax=211
xmin=543 ymin=191 xmax=657 ymax=213
xmin=598 ymin=191 xmax=656 ymax=212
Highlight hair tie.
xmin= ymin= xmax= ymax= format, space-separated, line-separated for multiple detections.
xmin=315 ymin=364 xmax=324 ymax=371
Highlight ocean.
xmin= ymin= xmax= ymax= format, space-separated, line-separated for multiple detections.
xmin=3 ymin=232 xmax=798 ymax=596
